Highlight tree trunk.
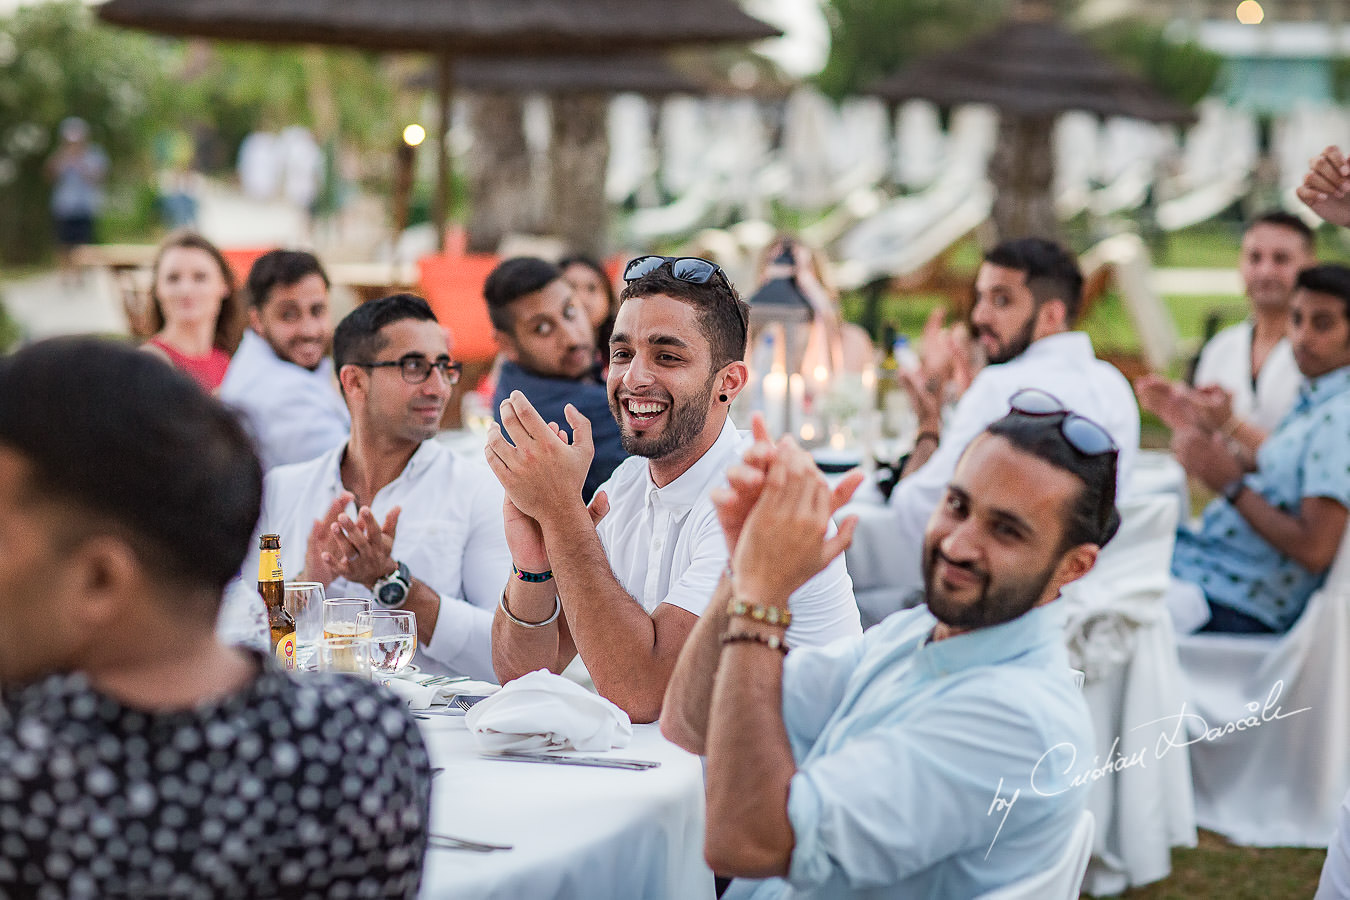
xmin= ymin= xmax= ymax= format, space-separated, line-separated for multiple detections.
xmin=988 ymin=113 xmax=1059 ymax=243
xmin=548 ymin=93 xmax=611 ymax=259
xmin=464 ymin=93 xmax=540 ymax=254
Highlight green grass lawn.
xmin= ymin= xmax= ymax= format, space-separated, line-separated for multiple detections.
xmin=1090 ymin=830 xmax=1326 ymax=899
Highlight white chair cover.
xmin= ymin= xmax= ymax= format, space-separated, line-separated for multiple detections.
xmin=973 ymin=811 xmax=1094 ymax=900
xmin=1059 ymin=494 xmax=1197 ymax=895
xmin=1176 ymin=526 xmax=1350 ymax=847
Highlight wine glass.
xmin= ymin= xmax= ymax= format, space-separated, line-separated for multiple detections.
xmin=357 ymin=609 xmax=417 ymax=679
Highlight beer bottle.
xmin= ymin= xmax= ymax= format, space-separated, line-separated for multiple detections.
xmin=257 ymin=534 xmax=296 ymax=669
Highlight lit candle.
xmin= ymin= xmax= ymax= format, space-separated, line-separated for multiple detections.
xmin=788 ymin=373 xmax=805 ymax=437
xmin=762 ymin=367 xmax=787 ymax=437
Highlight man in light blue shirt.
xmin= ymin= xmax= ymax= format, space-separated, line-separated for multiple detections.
xmin=663 ymin=403 xmax=1116 ymax=898
xmin=1170 ymin=264 xmax=1350 ymax=634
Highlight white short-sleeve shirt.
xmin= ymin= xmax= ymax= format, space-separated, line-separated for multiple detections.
xmin=593 ymin=418 xmax=862 ymax=649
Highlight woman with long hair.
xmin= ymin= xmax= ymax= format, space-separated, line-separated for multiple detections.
xmin=141 ymin=231 xmax=242 ymax=392
xmin=559 ymin=254 xmax=618 ymax=355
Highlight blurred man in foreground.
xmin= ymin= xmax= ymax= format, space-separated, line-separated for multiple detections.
xmin=220 ymin=248 xmax=350 ymax=470
xmin=663 ymin=401 xmax=1114 ymax=897
xmin=0 ymin=337 xmax=429 ymax=898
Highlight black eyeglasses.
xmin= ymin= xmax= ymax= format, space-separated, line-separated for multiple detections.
xmin=1007 ymin=388 xmax=1117 ymax=457
xmin=354 ymin=355 xmax=462 ymax=385
xmin=623 ymin=255 xmax=732 ymax=291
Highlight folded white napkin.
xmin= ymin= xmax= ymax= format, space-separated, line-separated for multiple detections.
xmin=384 ymin=678 xmax=500 ymax=710
xmin=465 ymin=669 xmax=632 ymax=752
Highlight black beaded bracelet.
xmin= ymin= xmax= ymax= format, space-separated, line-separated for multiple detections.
xmin=512 ymin=563 xmax=554 ymax=583
xmin=720 ymin=630 xmax=788 ymax=653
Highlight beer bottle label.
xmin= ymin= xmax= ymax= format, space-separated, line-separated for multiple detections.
xmin=258 ymin=547 xmax=283 ymax=583
xmin=274 ymin=631 xmax=297 ymax=669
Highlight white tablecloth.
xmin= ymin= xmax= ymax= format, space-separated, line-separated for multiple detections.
xmin=417 ymin=719 xmax=715 ymax=900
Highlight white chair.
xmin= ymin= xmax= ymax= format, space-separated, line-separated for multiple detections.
xmin=1058 ymin=493 xmax=1197 ymax=895
xmin=974 ymin=810 xmax=1094 ymax=900
xmin=1175 ymin=526 xmax=1350 ymax=847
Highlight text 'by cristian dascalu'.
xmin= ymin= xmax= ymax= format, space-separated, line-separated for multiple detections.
xmin=983 ymin=679 xmax=1310 ymax=858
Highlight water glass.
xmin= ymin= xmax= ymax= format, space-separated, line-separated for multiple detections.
xmin=324 ymin=597 xmax=373 ymax=641
xmin=357 ymin=610 xmax=417 ymax=677
xmin=317 ymin=635 xmax=372 ymax=678
xmin=284 ymin=581 xmax=325 ymax=666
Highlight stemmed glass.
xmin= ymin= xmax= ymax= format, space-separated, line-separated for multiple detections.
xmin=357 ymin=609 xmax=418 ymax=680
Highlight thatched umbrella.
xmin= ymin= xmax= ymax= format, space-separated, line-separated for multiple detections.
xmin=867 ymin=6 xmax=1194 ymax=240
xmin=97 ymin=0 xmax=779 ymax=250
xmin=409 ymin=53 xmax=710 ymax=255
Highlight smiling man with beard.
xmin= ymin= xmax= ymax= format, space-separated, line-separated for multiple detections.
xmin=219 ymin=249 xmax=350 ymax=471
xmin=662 ymin=399 xmax=1115 ymax=898
xmin=486 ymin=256 xmax=862 ymax=723
xmin=858 ymin=237 xmax=1139 ymax=607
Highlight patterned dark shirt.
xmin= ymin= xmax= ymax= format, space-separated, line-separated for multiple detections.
xmin=0 ymin=654 xmax=430 ymax=899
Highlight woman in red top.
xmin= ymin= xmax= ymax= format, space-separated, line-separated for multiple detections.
xmin=142 ymin=231 xmax=241 ymax=392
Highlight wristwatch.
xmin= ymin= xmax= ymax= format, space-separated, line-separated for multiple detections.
xmin=1221 ymin=477 xmax=1246 ymax=505
xmin=374 ymin=561 xmax=411 ymax=608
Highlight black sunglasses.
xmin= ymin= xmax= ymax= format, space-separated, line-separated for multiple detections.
xmin=354 ymin=354 xmax=462 ymax=385
xmin=622 ymin=255 xmax=731 ymax=290
xmin=1007 ymin=388 xmax=1117 ymax=457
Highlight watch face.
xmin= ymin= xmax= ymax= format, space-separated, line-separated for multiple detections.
xmin=377 ymin=582 xmax=404 ymax=606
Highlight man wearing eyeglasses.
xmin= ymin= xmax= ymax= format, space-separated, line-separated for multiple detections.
xmin=486 ymin=256 xmax=862 ymax=723
xmin=218 ymin=293 xmax=512 ymax=679
xmin=662 ymin=405 xmax=1113 ymax=898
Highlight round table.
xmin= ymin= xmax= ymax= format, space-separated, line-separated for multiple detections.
xmin=417 ymin=718 xmax=715 ymax=900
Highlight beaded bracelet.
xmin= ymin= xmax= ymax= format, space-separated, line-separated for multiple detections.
xmin=914 ymin=431 xmax=941 ymax=446
xmin=512 ymin=563 xmax=554 ymax=583
xmin=727 ymin=598 xmax=792 ymax=627
xmin=721 ymin=630 xmax=788 ymax=653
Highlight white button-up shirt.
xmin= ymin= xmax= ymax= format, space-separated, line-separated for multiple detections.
xmin=852 ymin=331 xmax=1139 ymax=597
xmin=217 ymin=440 xmax=511 ymax=679
xmin=219 ymin=330 xmax=350 ymax=471
xmin=1193 ymin=321 xmax=1301 ymax=433
xmin=594 ymin=418 xmax=862 ymax=648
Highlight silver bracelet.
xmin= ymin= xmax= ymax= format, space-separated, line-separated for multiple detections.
xmin=499 ymin=588 xmax=561 ymax=628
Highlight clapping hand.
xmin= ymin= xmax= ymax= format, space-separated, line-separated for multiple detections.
xmin=485 ymin=391 xmax=594 ymax=524
xmin=322 ymin=505 xmax=402 ymax=589
xmin=1297 ymin=146 xmax=1350 ymax=228
xmin=717 ymin=435 xmax=861 ymax=604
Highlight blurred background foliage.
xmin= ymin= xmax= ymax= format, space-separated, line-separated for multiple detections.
xmin=0 ymin=0 xmax=409 ymax=265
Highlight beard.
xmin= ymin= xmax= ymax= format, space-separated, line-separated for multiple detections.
xmin=977 ymin=314 xmax=1037 ymax=366
xmin=610 ymin=371 xmax=717 ymax=460
xmin=921 ymin=540 xmax=1058 ymax=631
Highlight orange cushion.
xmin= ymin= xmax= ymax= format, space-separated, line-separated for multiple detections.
xmin=220 ymin=247 xmax=271 ymax=287
xmin=417 ymin=253 xmax=501 ymax=363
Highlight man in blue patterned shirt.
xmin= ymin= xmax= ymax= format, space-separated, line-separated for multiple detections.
xmin=1171 ymin=264 xmax=1350 ymax=633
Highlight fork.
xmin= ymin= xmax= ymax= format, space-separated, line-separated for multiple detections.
xmin=428 ymin=833 xmax=512 ymax=852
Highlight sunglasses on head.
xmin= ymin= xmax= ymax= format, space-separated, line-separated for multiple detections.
xmin=622 ymin=255 xmax=732 ymax=291
xmin=1007 ymin=388 xmax=1117 ymax=457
